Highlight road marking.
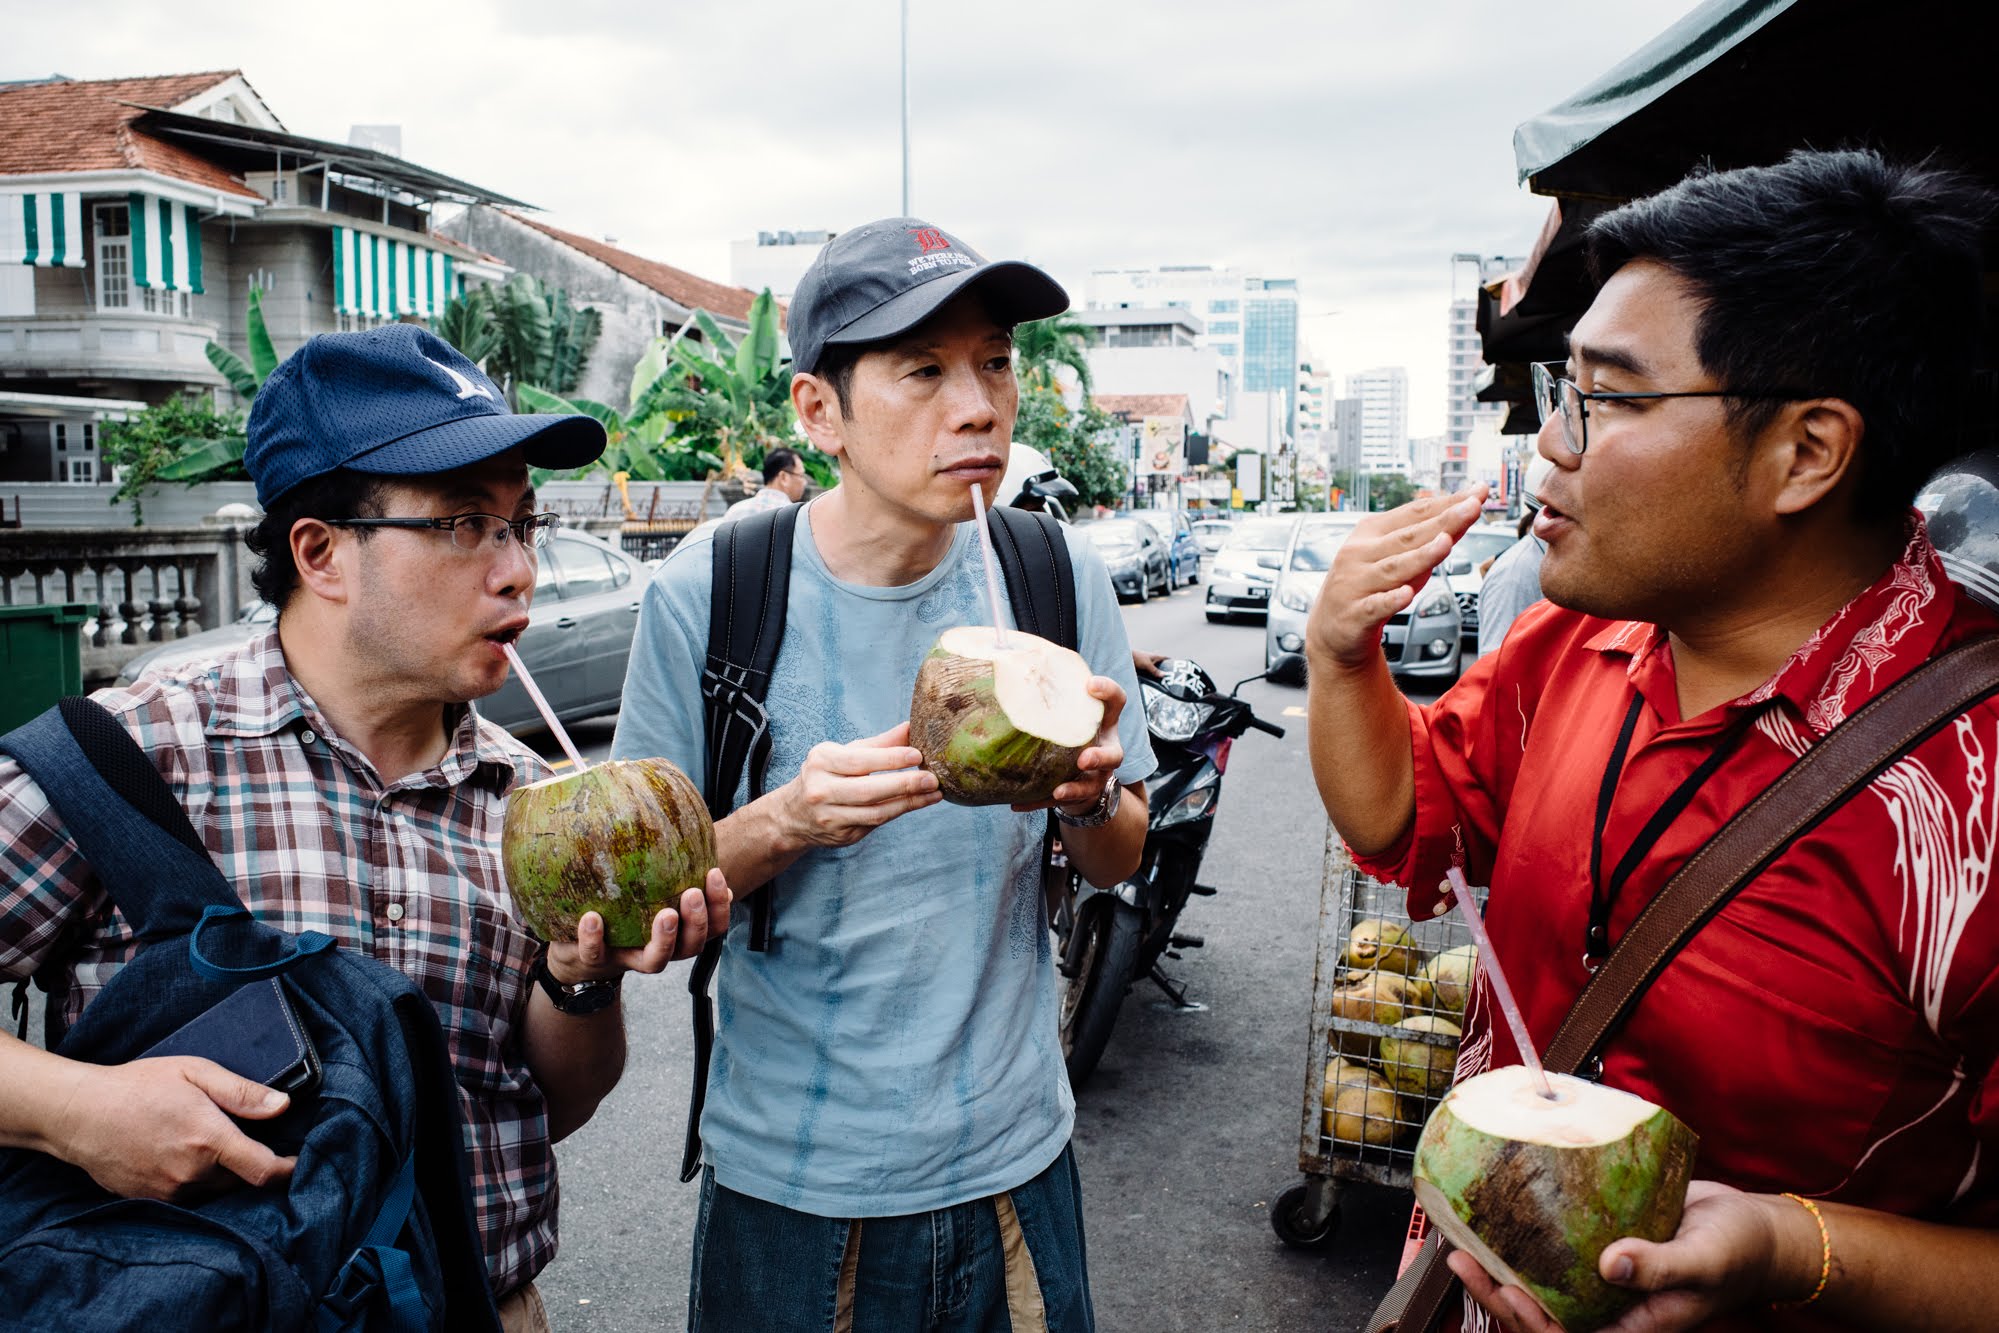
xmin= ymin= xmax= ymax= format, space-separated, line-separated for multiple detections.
xmin=1283 ymin=707 xmax=1308 ymax=718
xmin=550 ymin=757 xmax=575 ymax=770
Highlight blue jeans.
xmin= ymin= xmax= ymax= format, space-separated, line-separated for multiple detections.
xmin=687 ymin=1145 xmax=1094 ymax=1333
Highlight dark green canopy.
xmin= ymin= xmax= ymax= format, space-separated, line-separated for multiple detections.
xmin=1481 ymin=0 xmax=1999 ymax=420
xmin=1512 ymin=0 xmax=1998 ymax=202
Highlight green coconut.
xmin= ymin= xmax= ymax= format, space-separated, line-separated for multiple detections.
xmin=1344 ymin=918 xmax=1423 ymax=977
xmin=1413 ymin=1066 xmax=1699 ymax=1333
xmin=909 ymin=625 xmax=1103 ymax=806
xmin=501 ymin=757 xmax=717 ymax=948
xmin=1328 ymin=969 xmax=1419 ymax=1060
xmin=1379 ymin=1015 xmax=1462 ymax=1100
xmin=1424 ymin=944 xmax=1479 ymax=1016
xmin=1322 ymin=1057 xmax=1404 ymax=1146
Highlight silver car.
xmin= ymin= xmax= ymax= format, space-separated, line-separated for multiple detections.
xmin=115 ymin=529 xmax=649 ymax=736
xmin=1204 ymin=513 xmax=1299 ymax=622
xmin=1264 ymin=514 xmax=1461 ymax=684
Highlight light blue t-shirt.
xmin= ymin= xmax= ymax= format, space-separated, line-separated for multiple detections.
xmin=611 ymin=503 xmax=1155 ymax=1216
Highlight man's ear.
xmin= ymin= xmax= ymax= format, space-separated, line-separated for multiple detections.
xmin=792 ymin=371 xmax=848 ymax=458
xmin=290 ymin=517 xmax=351 ymax=606
xmin=1766 ymin=397 xmax=1866 ymax=518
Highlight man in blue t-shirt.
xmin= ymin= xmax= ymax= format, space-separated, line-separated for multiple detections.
xmin=613 ymin=218 xmax=1154 ymax=1332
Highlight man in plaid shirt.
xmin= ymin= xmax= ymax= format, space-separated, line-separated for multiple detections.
xmin=0 ymin=326 xmax=731 ymax=1331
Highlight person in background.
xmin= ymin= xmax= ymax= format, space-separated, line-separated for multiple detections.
xmin=1474 ymin=455 xmax=1554 ymax=656
xmin=721 ymin=447 xmax=807 ymax=521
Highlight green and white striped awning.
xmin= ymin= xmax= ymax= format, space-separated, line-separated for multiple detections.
xmin=0 ymin=191 xmax=85 ymax=268
xmin=128 ymin=192 xmax=205 ymax=293
xmin=332 ymin=226 xmax=460 ymax=319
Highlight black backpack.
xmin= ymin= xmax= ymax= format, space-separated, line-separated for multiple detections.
xmin=0 ymin=698 xmax=501 ymax=1332
xmin=680 ymin=503 xmax=1079 ymax=1181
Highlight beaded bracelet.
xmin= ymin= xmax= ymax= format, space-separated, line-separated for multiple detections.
xmin=1771 ymin=1192 xmax=1832 ymax=1310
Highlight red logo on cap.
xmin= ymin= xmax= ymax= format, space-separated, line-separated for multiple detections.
xmin=911 ymin=228 xmax=951 ymax=253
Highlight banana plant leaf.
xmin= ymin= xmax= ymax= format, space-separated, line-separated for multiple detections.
xmin=629 ymin=336 xmax=674 ymax=410
xmin=734 ymin=290 xmax=781 ymax=384
xmin=204 ymin=342 xmax=261 ymax=400
xmin=515 ymin=383 xmax=588 ymax=417
xmin=155 ymin=434 xmax=248 ymax=481
xmin=692 ymin=310 xmax=736 ymax=355
xmin=246 ymin=287 xmax=279 ymax=382
xmin=564 ymin=397 xmax=627 ymax=432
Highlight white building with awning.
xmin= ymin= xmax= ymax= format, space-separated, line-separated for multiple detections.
xmin=0 ymin=70 xmax=522 ymax=490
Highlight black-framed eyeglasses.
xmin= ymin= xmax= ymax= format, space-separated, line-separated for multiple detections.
xmin=1530 ymin=361 xmax=1809 ymax=456
xmin=328 ymin=512 xmax=562 ymax=554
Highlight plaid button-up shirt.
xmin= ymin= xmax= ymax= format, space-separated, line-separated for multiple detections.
xmin=0 ymin=629 xmax=557 ymax=1296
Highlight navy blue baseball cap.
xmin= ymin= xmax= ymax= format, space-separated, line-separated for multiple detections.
xmin=788 ymin=218 xmax=1069 ymax=375
xmin=244 ymin=324 xmax=607 ymax=506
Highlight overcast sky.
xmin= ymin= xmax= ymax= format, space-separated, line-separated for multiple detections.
xmin=16 ymin=0 xmax=1698 ymax=436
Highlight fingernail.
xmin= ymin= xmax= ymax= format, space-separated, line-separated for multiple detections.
xmin=263 ymin=1090 xmax=287 ymax=1111
xmin=1608 ymin=1256 xmax=1633 ymax=1282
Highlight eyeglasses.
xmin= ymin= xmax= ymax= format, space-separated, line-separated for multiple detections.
xmin=328 ymin=512 xmax=562 ymax=553
xmin=1530 ymin=361 xmax=1809 ymax=456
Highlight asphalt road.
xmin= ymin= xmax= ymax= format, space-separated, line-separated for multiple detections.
xmin=531 ymin=577 xmax=1457 ymax=1332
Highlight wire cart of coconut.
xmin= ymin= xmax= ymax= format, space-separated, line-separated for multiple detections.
xmin=1270 ymin=824 xmax=1479 ymax=1253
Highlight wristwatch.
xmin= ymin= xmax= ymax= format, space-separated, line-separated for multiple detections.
xmin=1055 ymin=775 xmax=1122 ymax=829
xmin=530 ymin=950 xmax=622 ymax=1016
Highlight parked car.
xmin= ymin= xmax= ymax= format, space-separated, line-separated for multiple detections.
xmin=1265 ymin=513 xmax=1461 ymax=684
xmin=1204 ymin=514 xmax=1299 ymax=622
xmin=1443 ymin=523 xmax=1523 ymax=649
xmin=1123 ymin=509 xmax=1202 ymax=589
xmin=1191 ymin=517 xmax=1236 ymax=554
xmin=115 ymin=529 xmax=649 ymax=736
xmin=1082 ymin=517 xmax=1171 ymax=603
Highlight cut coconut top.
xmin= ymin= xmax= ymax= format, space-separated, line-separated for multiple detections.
xmin=1444 ymin=1066 xmax=1663 ymax=1147
xmin=936 ymin=625 xmax=1102 ymax=747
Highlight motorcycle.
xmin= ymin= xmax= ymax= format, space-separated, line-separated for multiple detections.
xmin=1050 ymin=657 xmax=1286 ymax=1085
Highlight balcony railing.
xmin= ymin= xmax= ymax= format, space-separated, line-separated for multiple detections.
xmin=0 ymin=521 xmax=257 ymax=686
xmin=0 ymin=313 xmax=225 ymax=386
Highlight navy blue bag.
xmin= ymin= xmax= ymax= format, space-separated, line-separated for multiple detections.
xmin=0 ymin=698 xmax=501 ymax=1333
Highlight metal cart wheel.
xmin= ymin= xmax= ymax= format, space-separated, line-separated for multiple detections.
xmin=1270 ymin=1177 xmax=1342 ymax=1249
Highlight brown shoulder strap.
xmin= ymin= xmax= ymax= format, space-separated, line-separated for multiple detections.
xmin=1368 ymin=634 xmax=1999 ymax=1333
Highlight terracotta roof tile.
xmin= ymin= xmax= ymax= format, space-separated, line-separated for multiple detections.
xmin=1093 ymin=393 xmax=1192 ymax=420
xmin=0 ymin=72 xmax=259 ymax=198
xmin=504 ymin=211 xmax=772 ymax=327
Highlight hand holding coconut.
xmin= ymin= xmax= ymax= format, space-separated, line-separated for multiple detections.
xmin=541 ymin=867 xmax=733 ymax=986
xmin=1446 ymin=1179 xmax=1822 ymax=1333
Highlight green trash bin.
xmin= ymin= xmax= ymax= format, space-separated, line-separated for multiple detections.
xmin=0 ymin=603 xmax=92 ymax=735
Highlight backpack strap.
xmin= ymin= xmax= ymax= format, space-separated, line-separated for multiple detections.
xmin=700 ymin=502 xmax=800 ymax=948
xmin=0 ymin=698 xmax=242 ymax=938
xmin=988 ymin=507 xmax=1079 ymax=651
xmin=683 ymin=504 xmax=797 ymax=1183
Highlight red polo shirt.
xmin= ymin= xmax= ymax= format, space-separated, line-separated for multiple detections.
xmin=1354 ymin=515 xmax=1999 ymax=1330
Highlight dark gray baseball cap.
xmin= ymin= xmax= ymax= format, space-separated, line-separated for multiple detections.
xmin=788 ymin=218 xmax=1069 ymax=375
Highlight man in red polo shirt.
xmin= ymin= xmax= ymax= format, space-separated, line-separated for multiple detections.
xmin=1308 ymin=150 xmax=1999 ymax=1332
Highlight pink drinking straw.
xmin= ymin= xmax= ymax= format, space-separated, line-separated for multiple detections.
xmin=502 ymin=642 xmax=588 ymax=772
xmin=968 ymin=484 xmax=1011 ymax=649
xmin=1445 ymin=866 xmax=1555 ymax=1100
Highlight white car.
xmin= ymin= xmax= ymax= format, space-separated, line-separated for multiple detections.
xmin=1444 ymin=523 xmax=1525 ymax=648
xmin=1203 ymin=514 xmax=1299 ymax=623
xmin=1265 ymin=514 xmax=1461 ymax=684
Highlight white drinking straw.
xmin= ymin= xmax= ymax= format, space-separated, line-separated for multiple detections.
xmin=1445 ymin=866 xmax=1555 ymax=1100
xmin=968 ymin=484 xmax=1010 ymax=649
xmin=503 ymin=642 xmax=588 ymax=772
